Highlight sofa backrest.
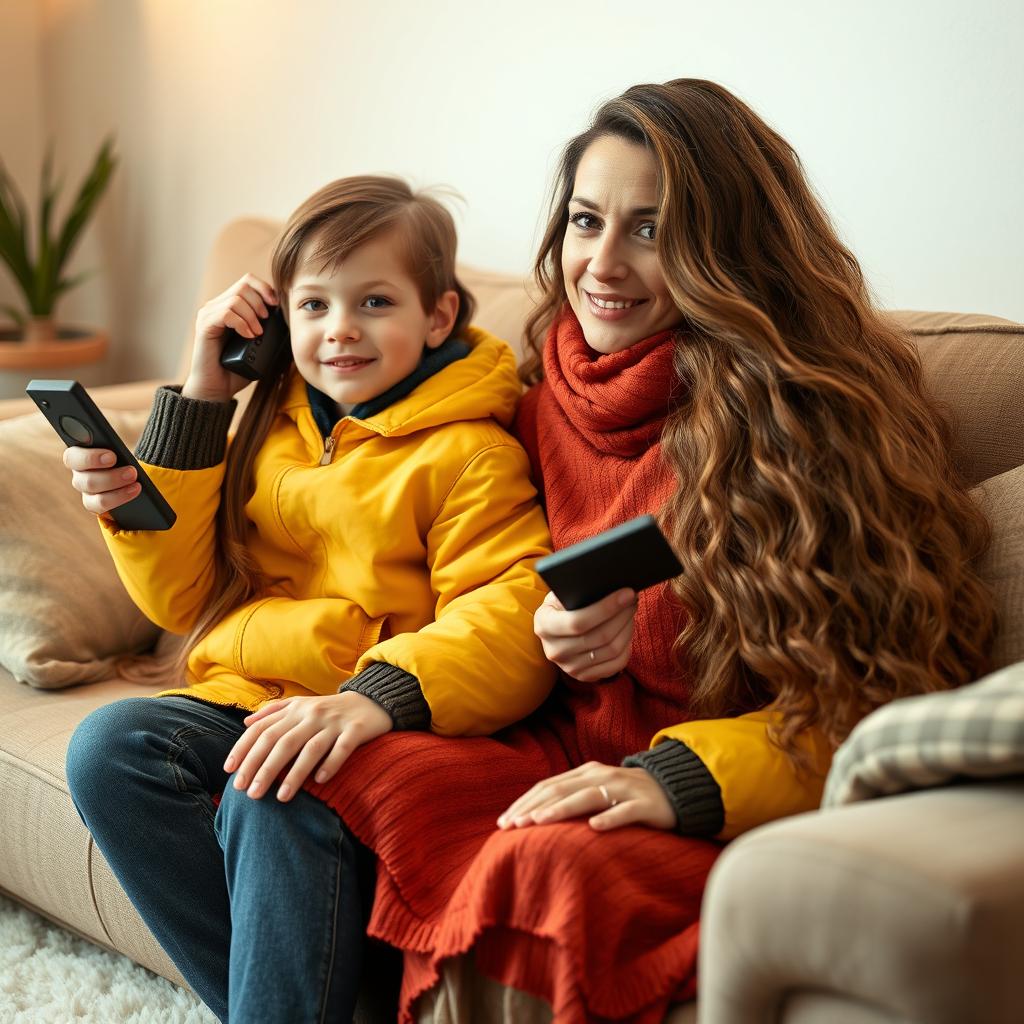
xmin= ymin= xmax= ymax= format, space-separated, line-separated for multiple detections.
xmin=185 ymin=217 xmax=1023 ymax=489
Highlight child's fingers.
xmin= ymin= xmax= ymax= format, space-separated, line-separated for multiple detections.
xmin=236 ymin=282 xmax=274 ymax=321
xmin=223 ymin=713 xmax=281 ymax=775
xmin=234 ymin=273 xmax=277 ymax=310
xmin=276 ymin=729 xmax=344 ymax=800
xmin=63 ymin=447 xmax=116 ymax=472
xmin=71 ymin=465 xmax=136 ymax=496
xmin=220 ymin=300 xmax=262 ymax=339
xmin=233 ymin=722 xmax=305 ymax=798
xmin=81 ymin=482 xmax=141 ymax=517
xmin=310 ymin=729 xmax=362 ymax=786
xmin=242 ymin=699 xmax=288 ymax=724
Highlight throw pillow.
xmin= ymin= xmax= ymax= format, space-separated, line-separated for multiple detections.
xmin=0 ymin=409 xmax=163 ymax=688
xmin=823 ymin=660 xmax=1024 ymax=807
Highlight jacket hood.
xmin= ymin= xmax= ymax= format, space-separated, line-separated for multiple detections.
xmin=279 ymin=325 xmax=522 ymax=437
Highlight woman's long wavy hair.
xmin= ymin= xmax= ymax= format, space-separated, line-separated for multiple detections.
xmin=181 ymin=176 xmax=476 ymax=668
xmin=523 ymin=80 xmax=996 ymax=763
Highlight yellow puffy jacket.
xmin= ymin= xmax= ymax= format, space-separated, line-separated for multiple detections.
xmin=100 ymin=327 xmax=556 ymax=735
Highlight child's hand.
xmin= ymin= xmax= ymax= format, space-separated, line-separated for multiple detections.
xmin=533 ymin=588 xmax=637 ymax=681
xmin=223 ymin=691 xmax=393 ymax=803
xmin=63 ymin=446 xmax=140 ymax=517
xmin=182 ymin=273 xmax=279 ymax=404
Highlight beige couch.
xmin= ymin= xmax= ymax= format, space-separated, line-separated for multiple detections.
xmin=1 ymin=217 xmax=1022 ymax=1024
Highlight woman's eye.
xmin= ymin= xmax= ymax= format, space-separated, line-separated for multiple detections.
xmin=364 ymin=295 xmax=393 ymax=309
xmin=569 ymin=211 xmax=600 ymax=231
xmin=637 ymin=222 xmax=656 ymax=241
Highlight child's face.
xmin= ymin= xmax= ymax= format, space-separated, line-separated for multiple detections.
xmin=289 ymin=230 xmax=457 ymax=415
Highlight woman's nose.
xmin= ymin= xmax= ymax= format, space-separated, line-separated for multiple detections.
xmin=587 ymin=232 xmax=627 ymax=281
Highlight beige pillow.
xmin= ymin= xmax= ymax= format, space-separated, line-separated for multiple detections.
xmin=0 ymin=409 xmax=163 ymax=688
xmin=972 ymin=463 xmax=1024 ymax=669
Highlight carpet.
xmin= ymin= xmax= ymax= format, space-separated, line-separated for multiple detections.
xmin=0 ymin=894 xmax=217 ymax=1023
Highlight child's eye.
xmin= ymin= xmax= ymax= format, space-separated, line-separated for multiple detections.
xmin=637 ymin=222 xmax=657 ymax=241
xmin=298 ymin=299 xmax=325 ymax=312
xmin=364 ymin=295 xmax=393 ymax=309
xmin=568 ymin=211 xmax=601 ymax=231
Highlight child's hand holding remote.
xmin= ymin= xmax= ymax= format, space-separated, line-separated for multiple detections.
xmin=63 ymin=446 xmax=140 ymax=517
xmin=183 ymin=273 xmax=279 ymax=403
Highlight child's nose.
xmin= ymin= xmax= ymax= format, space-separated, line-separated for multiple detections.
xmin=326 ymin=310 xmax=360 ymax=343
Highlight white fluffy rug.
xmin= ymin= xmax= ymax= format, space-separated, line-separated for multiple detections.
xmin=0 ymin=894 xmax=218 ymax=1023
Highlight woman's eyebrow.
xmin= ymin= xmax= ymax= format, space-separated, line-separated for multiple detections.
xmin=569 ymin=196 xmax=659 ymax=216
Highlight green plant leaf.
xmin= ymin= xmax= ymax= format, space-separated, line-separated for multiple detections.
xmin=36 ymin=141 xmax=60 ymax=314
xmin=1 ymin=303 xmax=26 ymax=327
xmin=54 ymin=268 xmax=94 ymax=295
xmin=0 ymin=162 xmax=35 ymax=300
xmin=53 ymin=136 xmax=117 ymax=288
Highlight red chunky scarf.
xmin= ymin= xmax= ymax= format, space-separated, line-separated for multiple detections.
xmin=541 ymin=307 xmax=680 ymax=457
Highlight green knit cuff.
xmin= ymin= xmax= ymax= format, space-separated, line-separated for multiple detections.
xmin=342 ymin=662 xmax=431 ymax=731
xmin=135 ymin=386 xmax=236 ymax=470
xmin=623 ymin=739 xmax=724 ymax=837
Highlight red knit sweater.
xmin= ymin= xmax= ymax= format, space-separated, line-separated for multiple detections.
xmin=305 ymin=312 xmax=722 ymax=1023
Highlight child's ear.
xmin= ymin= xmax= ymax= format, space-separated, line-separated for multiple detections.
xmin=425 ymin=290 xmax=460 ymax=349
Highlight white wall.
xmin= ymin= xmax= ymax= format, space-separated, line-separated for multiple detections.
xmin=4 ymin=0 xmax=1023 ymax=382
xmin=0 ymin=2 xmax=44 ymax=321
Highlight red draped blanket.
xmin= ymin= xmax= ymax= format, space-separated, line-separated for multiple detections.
xmin=305 ymin=312 xmax=722 ymax=1023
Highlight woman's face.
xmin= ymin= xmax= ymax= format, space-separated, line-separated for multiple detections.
xmin=561 ymin=134 xmax=682 ymax=354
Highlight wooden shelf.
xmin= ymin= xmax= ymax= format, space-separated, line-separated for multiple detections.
xmin=0 ymin=329 xmax=108 ymax=370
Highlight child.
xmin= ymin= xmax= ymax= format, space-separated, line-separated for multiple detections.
xmin=62 ymin=175 xmax=555 ymax=1024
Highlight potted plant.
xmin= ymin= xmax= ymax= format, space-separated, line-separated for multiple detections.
xmin=0 ymin=137 xmax=117 ymax=345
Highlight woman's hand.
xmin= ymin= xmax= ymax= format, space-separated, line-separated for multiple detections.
xmin=63 ymin=446 xmax=140 ymax=517
xmin=533 ymin=588 xmax=637 ymax=681
xmin=222 ymin=691 xmax=393 ymax=803
xmin=497 ymin=761 xmax=677 ymax=832
xmin=182 ymin=273 xmax=279 ymax=404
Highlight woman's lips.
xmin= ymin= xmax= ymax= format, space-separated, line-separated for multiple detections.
xmin=583 ymin=289 xmax=648 ymax=322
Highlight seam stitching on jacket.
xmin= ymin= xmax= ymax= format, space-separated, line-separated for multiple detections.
xmin=429 ymin=441 xmax=521 ymax=524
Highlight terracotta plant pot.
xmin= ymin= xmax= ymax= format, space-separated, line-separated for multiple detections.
xmin=0 ymin=323 xmax=108 ymax=369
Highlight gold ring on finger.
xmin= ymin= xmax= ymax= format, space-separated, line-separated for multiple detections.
xmin=589 ymin=650 xmax=596 ymax=662
xmin=598 ymin=784 xmax=618 ymax=808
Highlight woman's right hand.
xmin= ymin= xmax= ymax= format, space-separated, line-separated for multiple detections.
xmin=533 ymin=588 xmax=637 ymax=681
xmin=63 ymin=447 xmax=140 ymax=517
xmin=182 ymin=273 xmax=280 ymax=403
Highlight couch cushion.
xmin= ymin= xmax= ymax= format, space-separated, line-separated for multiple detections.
xmin=0 ymin=670 xmax=187 ymax=987
xmin=0 ymin=410 xmax=161 ymax=688
xmin=890 ymin=310 xmax=1024 ymax=487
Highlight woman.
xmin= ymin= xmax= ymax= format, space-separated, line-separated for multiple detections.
xmin=301 ymin=79 xmax=995 ymax=1023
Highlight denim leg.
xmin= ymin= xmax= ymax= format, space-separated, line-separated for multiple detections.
xmin=215 ymin=781 xmax=375 ymax=1024
xmin=65 ymin=695 xmax=249 ymax=1023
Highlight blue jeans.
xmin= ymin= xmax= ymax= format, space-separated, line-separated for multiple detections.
xmin=65 ymin=695 xmax=378 ymax=1024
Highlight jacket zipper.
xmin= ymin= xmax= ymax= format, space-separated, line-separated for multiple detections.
xmin=319 ymin=435 xmax=337 ymax=466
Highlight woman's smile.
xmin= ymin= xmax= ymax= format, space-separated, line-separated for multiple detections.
xmin=584 ymin=289 xmax=649 ymax=320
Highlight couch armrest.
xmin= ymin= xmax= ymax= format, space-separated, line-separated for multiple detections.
xmin=0 ymin=378 xmax=168 ymax=422
xmin=698 ymin=780 xmax=1024 ymax=1024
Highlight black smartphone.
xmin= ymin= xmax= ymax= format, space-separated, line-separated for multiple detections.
xmin=25 ymin=379 xmax=177 ymax=532
xmin=534 ymin=514 xmax=683 ymax=611
xmin=219 ymin=305 xmax=290 ymax=380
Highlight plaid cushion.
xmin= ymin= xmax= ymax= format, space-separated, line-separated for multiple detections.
xmin=823 ymin=660 xmax=1024 ymax=807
